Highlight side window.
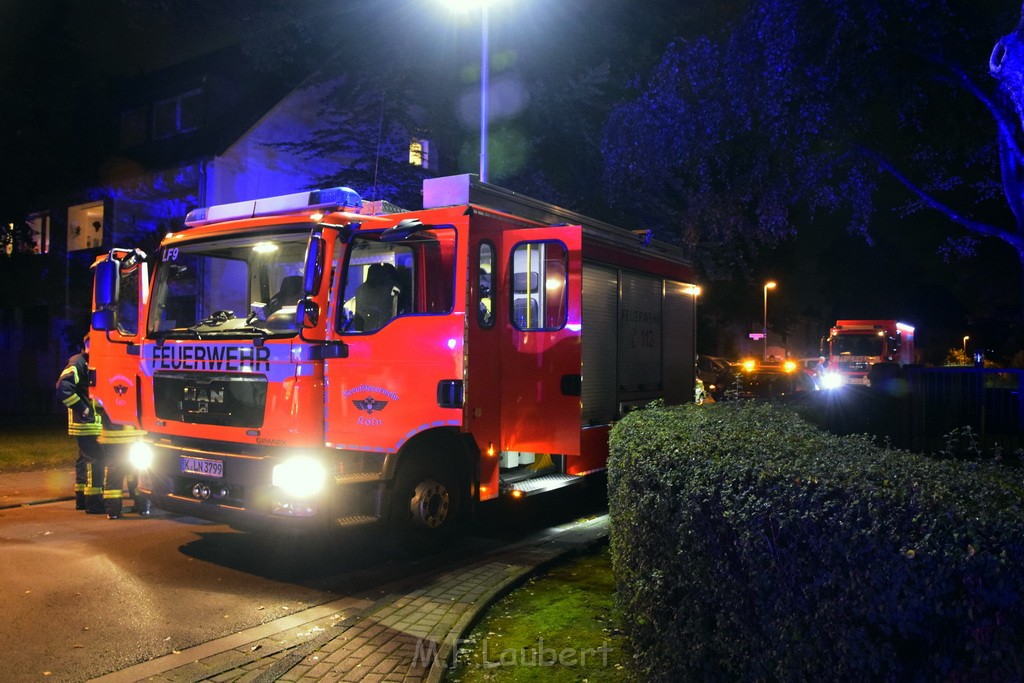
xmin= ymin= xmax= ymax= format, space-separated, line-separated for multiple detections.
xmin=477 ymin=241 xmax=495 ymax=328
xmin=510 ymin=241 xmax=567 ymax=331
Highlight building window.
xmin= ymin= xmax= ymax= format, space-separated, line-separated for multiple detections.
xmin=26 ymin=212 xmax=50 ymax=254
xmin=409 ymin=138 xmax=431 ymax=169
xmin=120 ymin=106 xmax=148 ymax=148
xmin=67 ymin=202 xmax=104 ymax=252
xmin=153 ymin=89 xmax=203 ymax=140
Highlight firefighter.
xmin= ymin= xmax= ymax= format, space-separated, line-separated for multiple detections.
xmin=97 ymin=418 xmax=150 ymax=519
xmin=55 ymin=333 xmax=105 ymax=513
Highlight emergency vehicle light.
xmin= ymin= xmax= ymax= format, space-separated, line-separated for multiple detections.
xmin=185 ymin=187 xmax=363 ymax=227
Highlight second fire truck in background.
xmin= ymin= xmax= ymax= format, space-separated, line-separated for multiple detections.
xmin=822 ymin=319 xmax=915 ymax=386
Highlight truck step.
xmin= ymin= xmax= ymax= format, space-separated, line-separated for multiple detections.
xmin=335 ymin=515 xmax=379 ymax=527
xmin=502 ymin=474 xmax=585 ymax=497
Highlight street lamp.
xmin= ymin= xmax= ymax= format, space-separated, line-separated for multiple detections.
xmin=440 ymin=0 xmax=493 ymax=182
xmin=963 ymin=335 xmax=970 ymax=354
xmin=763 ymin=281 xmax=777 ymax=361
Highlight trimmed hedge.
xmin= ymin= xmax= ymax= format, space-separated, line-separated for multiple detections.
xmin=608 ymin=401 xmax=1024 ymax=681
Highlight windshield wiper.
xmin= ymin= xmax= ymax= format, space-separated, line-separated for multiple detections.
xmin=189 ymin=310 xmax=237 ymax=329
xmin=203 ymin=323 xmax=272 ymax=336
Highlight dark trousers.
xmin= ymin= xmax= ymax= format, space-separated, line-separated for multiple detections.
xmin=101 ymin=442 xmax=148 ymax=515
xmin=76 ymin=435 xmax=104 ymax=509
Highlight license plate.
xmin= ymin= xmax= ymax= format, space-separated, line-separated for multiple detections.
xmin=181 ymin=456 xmax=224 ymax=478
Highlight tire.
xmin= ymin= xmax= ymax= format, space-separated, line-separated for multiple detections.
xmin=388 ymin=457 xmax=463 ymax=544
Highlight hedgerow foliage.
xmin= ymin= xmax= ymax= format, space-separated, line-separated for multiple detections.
xmin=608 ymin=401 xmax=1024 ymax=681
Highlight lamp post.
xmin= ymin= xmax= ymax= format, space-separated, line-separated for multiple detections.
xmin=763 ymin=281 xmax=776 ymax=361
xmin=963 ymin=335 xmax=969 ymax=354
xmin=440 ymin=0 xmax=491 ymax=182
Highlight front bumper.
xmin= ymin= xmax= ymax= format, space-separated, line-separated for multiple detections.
xmin=140 ymin=442 xmax=383 ymax=532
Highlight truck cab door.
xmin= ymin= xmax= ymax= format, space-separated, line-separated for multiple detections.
xmin=499 ymin=226 xmax=582 ymax=456
xmin=90 ymin=248 xmax=149 ymax=427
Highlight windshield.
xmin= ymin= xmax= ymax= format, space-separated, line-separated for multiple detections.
xmin=148 ymin=229 xmax=310 ymax=339
xmin=832 ymin=333 xmax=885 ymax=357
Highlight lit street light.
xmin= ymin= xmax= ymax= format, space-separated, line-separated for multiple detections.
xmin=963 ymin=335 xmax=970 ymax=354
xmin=763 ymin=281 xmax=777 ymax=361
xmin=440 ymin=0 xmax=493 ymax=182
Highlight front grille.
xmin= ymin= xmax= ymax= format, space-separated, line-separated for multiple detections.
xmin=153 ymin=372 xmax=267 ymax=428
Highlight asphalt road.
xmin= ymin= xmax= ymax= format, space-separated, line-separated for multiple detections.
xmin=0 ymin=481 xmax=608 ymax=682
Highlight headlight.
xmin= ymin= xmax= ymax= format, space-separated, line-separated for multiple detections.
xmin=272 ymin=457 xmax=326 ymax=498
xmin=128 ymin=441 xmax=154 ymax=469
xmin=821 ymin=373 xmax=843 ymax=390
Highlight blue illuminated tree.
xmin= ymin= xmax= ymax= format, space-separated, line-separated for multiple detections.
xmin=603 ymin=0 xmax=1021 ymax=320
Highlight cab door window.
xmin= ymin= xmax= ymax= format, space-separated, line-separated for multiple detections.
xmin=510 ymin=241 xmax=567 ymax=331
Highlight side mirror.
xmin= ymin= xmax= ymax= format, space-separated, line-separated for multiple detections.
xmin=94 ymin=259 xmax=120 ymax=308
xmin=302 ymin=235 xmax=325 ymax=296
xmin=91 ymin=309 xmax=116 ymax=331
xmin=298 ymin=298 xmax=319 ymax=329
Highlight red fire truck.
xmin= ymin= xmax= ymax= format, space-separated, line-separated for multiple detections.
xmin=822 ymin=319 xmax=915 ymax=386
xmin=88 ymin=175 xmax=696 ymax=538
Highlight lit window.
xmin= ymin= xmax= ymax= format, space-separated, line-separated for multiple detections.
xmin=409 ymin=139 xmax=431 ymax=168
xmin=67 ymin=202 xmax=104 ymax=252
xmin=26 ymin=212 xmax=50 ymax=254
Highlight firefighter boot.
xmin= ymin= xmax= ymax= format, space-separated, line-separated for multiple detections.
xmin=75 ymin=491 xmax=87 ymax=510
xmin=84 ymin=493 xmax=105 ymax=514
xmin=104 ymin=491 xmax=124 ymax=520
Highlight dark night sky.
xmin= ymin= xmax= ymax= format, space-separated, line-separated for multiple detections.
xmin=1 ymin=0 xmax=1020 ymax=363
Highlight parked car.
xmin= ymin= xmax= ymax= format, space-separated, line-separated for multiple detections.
xmin=697 ymin=355 xmax=738 ymax=400
xmin=723 ymin=359 xmax=818 ymax=400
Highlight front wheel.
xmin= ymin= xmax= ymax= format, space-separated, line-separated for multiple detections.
xmin=389 ymin=458 xmax=463 ymax=544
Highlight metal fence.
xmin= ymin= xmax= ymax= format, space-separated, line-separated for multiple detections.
xmin=905 ymin=366 xmax=1024 ymax=454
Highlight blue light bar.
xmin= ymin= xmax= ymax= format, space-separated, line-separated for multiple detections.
xmin=311 ymin=187 xmax=363 ymax=209
xmin=185 ymin=187 xmax=363 ymax=227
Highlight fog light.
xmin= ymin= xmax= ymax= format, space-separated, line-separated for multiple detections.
xmin=272 ymin=457 xmax=326 ymax=498
xmin=129 ymin=441 xmax=154 ymax=469
xmin=271 ymin=501 xmax=317 ymax=517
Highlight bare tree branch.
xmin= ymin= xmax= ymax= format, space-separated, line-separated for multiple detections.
xmin=861 ymin=145 xmax=1024 ymax=253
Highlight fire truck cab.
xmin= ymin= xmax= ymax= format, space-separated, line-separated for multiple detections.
xmin=89 ymin=175 xmax=696 ymax=539
xmin=822 ymin=319 xmax=915 ymax=386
